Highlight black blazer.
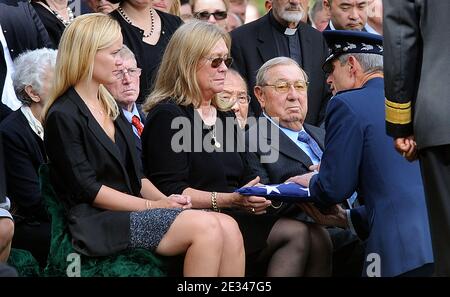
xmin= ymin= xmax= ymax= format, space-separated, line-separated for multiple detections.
xmin=0 ymin=0 xmax=52 ymax=60
xmin=31 ymin=1 xmax=64 ymax=48
xmin=230 ymin=13 xmax=331 ymax=126
xmin=0 ymin=110 xmax=48 ymax=221
xmin=44 ymin=87 xmax=143 ymax=256
xmin=0 ymin=102 xmax=11 ymax=123
xmin=0 ymin=46 xmax=7 ymax=103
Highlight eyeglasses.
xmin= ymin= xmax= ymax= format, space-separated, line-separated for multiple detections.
xmin=205 ymin=56 xmax=233 ymax=68
xmin=261 ymin=80 xmax=309 ymax=93
xmin=113 ymin=67 xmax=142 ymax=80
xmin=217 ymin=91 xmax=251 ymax=105
xmin=194 ymin=11 xmax=228 ymax=21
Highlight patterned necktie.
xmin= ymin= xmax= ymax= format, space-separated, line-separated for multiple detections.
xmin=298 ymin=130 xmax=323 ymax=159
xmin=131 ymin=115 xmax=144 ymax=137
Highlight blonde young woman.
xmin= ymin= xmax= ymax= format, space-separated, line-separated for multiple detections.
xmin=43 ymin=14 xmax=244 ymax=277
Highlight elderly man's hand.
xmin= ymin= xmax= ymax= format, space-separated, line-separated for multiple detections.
xmin=297 ymin=203 xmax=348 ymax=229
xmin=394 ymin=136 xmax=418 ymax=162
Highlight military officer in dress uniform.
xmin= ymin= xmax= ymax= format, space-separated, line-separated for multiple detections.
xmin=291 ymin=30 xmax=434 ymax=277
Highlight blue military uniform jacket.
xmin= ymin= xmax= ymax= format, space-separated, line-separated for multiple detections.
xmin=309 ymin=77 xmax=433 ymax=276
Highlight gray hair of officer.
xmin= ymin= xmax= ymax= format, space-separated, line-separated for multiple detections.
xmin=12 ymin=48 xmax=57 ymax=106
xmin=337 ymin=53 xmax=383 ymax=74
xmin=255 ymin=57 xmax=309 ymax=86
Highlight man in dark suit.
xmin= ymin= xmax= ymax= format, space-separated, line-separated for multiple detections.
xmin=105 ymin=46 xmax=145 ymax=160
xmin=384 ymin=0 xmax=450 ymax=276
xmin=230 ymin=0 xmax=330 ymax=126
xmin=294 ymin=30 xmax=433 ymax=276
xmin=322 ymin=0 xmax=377 ymax=33
xmin=0 ymin=0 xmax=52 ymax=110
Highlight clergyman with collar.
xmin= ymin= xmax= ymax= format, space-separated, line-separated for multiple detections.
xmin=231 ymin=0 xmax=330 ymax=126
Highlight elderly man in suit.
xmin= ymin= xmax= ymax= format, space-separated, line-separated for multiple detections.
xmin=105 ymin=45 xmax=145 ymax=160
xmin=384 ymin=0 xmax=450 ymax=276
xmin=293 ymin=30 xmax=433 ymax=277
xmin=231 ymin=0 xmax=330 ymax=126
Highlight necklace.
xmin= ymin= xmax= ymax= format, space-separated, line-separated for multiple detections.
xmin=210 ymin=124 xmax=221 ymax=149
xmin=48 ymin=5 xmax=74 ymax=27
xmin=85 ymin=102 xmax=105 ymax=117
xmin=118 ymin=6 xmax=155 ymax=38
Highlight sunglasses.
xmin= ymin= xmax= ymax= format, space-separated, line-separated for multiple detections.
xmin=206 ymin=56 xmax=233 ymax=68
xmin=194 ymin=11 xmax=228 ymax=21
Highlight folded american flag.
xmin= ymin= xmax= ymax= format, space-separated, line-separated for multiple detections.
xmin=235 ymin=182 xmax=312 ymax=202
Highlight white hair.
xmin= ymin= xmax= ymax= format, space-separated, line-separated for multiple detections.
xmin=12 ymin=48 xmax=57 ymax=106
xmin=256 ymin=57 xmax=308 ymax=86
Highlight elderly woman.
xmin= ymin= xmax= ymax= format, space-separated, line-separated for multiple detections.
xmin=217 ymin=68 xmax=249 ymax=128
xmin=191 ymin=0 xmax=229 ymax=30
xmin=109 ymin=0 xmax=183 ymax=105
xmin=142 ymin=20 xmax=317 ymax=276
xmin=105 ymin=45 xmax=144 ymax=158
xmin=43 ymin=14 xmax=244 ymax=276
xmin=0 ymin=48 xmax=57 ymax=266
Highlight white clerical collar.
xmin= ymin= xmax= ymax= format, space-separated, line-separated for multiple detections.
xmin=284 ymin=27 xmax=297 ymax=35
xmin=20 ymin=105 xmax=44 ymax=140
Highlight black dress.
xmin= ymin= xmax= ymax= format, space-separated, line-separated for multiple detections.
xmin=31 ymin=1 xmax=66 ymax=48
xmin=110 ymin=9 xmax=183 ymax=105
xmin=142 ymin=100 xmax=278 ymax=256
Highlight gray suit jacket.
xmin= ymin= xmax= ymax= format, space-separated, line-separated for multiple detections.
xmin=384 ymin=0 xmax=450 ymax=149
xmin=244 ymin=117 xmax=369 ymax=241
xmin=245 ymin=117 xmax=325 ymax=185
